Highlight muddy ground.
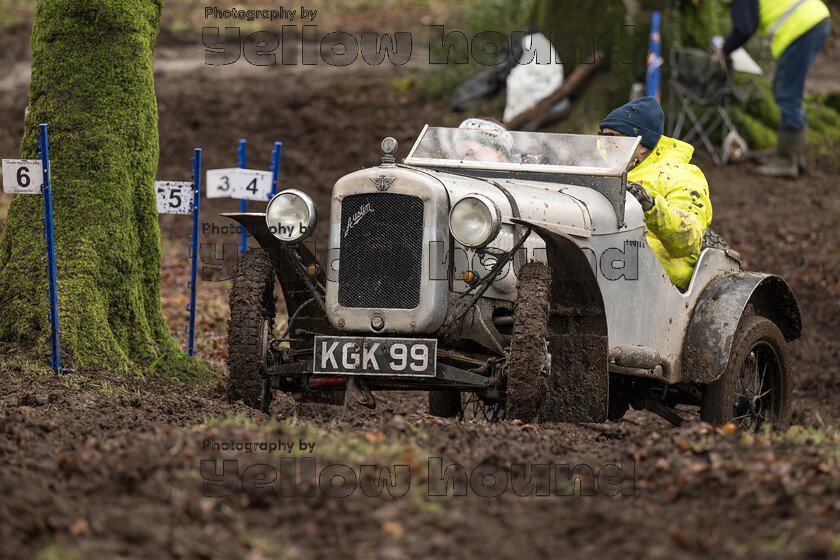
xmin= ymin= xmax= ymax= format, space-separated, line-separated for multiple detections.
xmin=2 ymin=14 xmax=840 ymax=560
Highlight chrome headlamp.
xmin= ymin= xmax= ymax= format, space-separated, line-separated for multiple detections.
xmin=449 ymin=194 xmax=501 ymax=249
xmin=266 ymin=189 xmax=317 ymax=243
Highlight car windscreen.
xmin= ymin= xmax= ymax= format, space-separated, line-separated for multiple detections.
xmin=404 ymin=125 xmax=640 ymax=176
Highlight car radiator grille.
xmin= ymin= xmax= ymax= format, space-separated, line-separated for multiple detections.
xmin=338 ymin=193 xmax=424 ymax=309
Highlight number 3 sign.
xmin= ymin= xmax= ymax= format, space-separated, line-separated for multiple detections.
xmin=2 ymin=159 xmax=44 ymax=194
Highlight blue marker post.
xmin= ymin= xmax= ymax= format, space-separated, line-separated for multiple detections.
xmin=646 ymin=11 xmax=662 ymax=102
xmin=37 ymin=124 xmax=63 ymax=374
xmin=270 ymin=141 xmax=282 ymax=197
xmin=187 ymin=148 xmax=202 ymax=357
xmin=237 ymin=139 xmax=247 ymax=253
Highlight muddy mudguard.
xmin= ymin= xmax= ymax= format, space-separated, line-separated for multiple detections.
xmin=222 ymin=212 xmax=339 ymax=361
xmin=515 ymin=220 xmax=610 ymax=423
xmin=222 ymin=213 xmax=326 ymax=321
xmin=682 ymin=272 xmax=801 ymax=384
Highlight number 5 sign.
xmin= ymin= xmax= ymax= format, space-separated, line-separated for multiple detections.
xmin=154 ymin=181 xmax=194 ymax=214
xmin=2 ymin=159 xmax=44 ymax=194
xmin=155 ymin=150 xmax=203 ymax=357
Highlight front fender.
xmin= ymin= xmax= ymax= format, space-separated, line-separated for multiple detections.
xmin=221 ymin=212 xmax=286 ymax=259
xmin=222 ymin=212 xmax=335 ymax=339
xmin=682 ymin=272 xmax=801 ymax=384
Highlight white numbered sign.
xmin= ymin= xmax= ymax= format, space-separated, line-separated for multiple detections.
xmin=155 ymin=181 xmax=194 ymax=215
xmin=234 ymin=169 xmax=273 ymax=201
xmin=2 ymin=159 xmax=43 ymax=194
xmin=205 ymin=168 xmax=239 ymax=199
xmin=205 ymin=168 xmax=273 ymax=201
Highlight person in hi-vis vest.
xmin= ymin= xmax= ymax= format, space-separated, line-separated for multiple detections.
xmin=715 ymin=0 xmax=830 ymax=178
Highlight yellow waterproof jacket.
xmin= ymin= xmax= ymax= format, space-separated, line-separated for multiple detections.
xmin=628 ymin=136 xmax=713 ymax=290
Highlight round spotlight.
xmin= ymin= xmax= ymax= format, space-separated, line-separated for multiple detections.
xmin=266 ymin=189 xmax=317 ymax=243
xmin=449 ymin=194 xmax=501 ymax=249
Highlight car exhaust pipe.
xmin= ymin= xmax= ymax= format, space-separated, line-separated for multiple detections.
xmin=308 ymin=375 xmax=346 ymax=389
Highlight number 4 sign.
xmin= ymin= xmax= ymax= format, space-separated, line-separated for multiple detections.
xmin=2 ymin=159 xmax=44 ymax=194
xmin=236 ymin=169 xmax=272 ymax=201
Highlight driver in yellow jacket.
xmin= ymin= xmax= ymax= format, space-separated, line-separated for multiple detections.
xmin=600 ymin=96 xmax=713 ymax=290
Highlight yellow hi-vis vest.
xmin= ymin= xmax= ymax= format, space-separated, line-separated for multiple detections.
xmin=759 ymin=0 xmax=830 ymax=58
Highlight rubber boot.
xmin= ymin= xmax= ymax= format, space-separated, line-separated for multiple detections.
xmin=757 ymin=128 xmax=804 ymax=178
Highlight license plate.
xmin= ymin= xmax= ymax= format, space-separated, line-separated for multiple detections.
xmin=313 ymin=336 xmax=436 ymax=377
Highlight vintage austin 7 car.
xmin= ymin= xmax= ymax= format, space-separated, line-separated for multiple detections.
xmin=224 ymin=126 xmax=801 ymax=429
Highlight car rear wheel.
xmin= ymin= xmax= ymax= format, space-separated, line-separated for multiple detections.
xmin=700 ymin=315 xmax=791 ymax=430
xmin=227 ymin=248 xmax=276 ymax=412
xmin=428 ymin=390 xmax=460 ymax=418
xmin=427 ymin=390 xmax=505 ymax=423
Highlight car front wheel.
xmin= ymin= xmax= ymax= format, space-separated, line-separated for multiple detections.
xmin=227 ymin=248 xmax=276 ymax=412
xmin=505 ymin=261 xmax=552 ymax=423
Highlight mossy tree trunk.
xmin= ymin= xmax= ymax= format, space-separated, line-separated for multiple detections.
xmin=0 ymin=0 xmax=181 ymax=371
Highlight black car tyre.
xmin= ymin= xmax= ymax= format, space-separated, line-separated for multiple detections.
xmin=701 ymin=315 xmax=791 ymax=430
xmin=505 ymin=262 xmax=552 ymax=423
xmin=462 ymin=392 xmax=506 ymax=422
xmin=428 ymin=390 xmax=461 ymax=418
xmin=227 ymin=248 xmax=276 ymax=411
xmin=428 ymin=390 xmax=505 ymax=423
xmin=701 ymin=228 xmax=730 ymax=251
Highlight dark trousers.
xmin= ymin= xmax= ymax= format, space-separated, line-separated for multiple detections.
xmin=773 ymin=20 xmax=831 ymax=130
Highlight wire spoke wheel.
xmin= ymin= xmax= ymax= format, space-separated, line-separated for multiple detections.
xmin=460 ymin=391 xmax=506 ymax=423
xmin=701 ymin=315 xmax=791 ymax=430
xmin=428 ymin=389 xmax=505 ymax=423
xmin=731 ymin=342 xmax=780 ymax=430
xmin=428 ymin=358 xmax=506 ymax=423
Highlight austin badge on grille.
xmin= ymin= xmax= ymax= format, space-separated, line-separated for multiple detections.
xmin=344 ymin=202 xmax=374 ymax=237
xmin=370 ymin=176 xmax=395 ymax=191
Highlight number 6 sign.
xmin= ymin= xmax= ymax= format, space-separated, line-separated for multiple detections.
xmin=2 ymin=159 xmax=44 ymax=194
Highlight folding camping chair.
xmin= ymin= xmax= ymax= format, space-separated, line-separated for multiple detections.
xmin=667 ymin=47 xmax=755 ymax=166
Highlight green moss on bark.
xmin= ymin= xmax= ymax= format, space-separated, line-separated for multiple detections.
xmin=0 ymin=0 xmax=194 ymax=375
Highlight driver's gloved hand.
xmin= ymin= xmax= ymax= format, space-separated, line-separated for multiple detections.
xmin=627 ymin=181 xmax=655 ymax=211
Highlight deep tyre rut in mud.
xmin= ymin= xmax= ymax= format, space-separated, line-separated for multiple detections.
xmin=226 ymin=248 xmax=276 ymax=410
xmin=505 ymin=261 xmax=552 ymax=422
xmin=701 ymin=314 xmax=792 ymax=429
